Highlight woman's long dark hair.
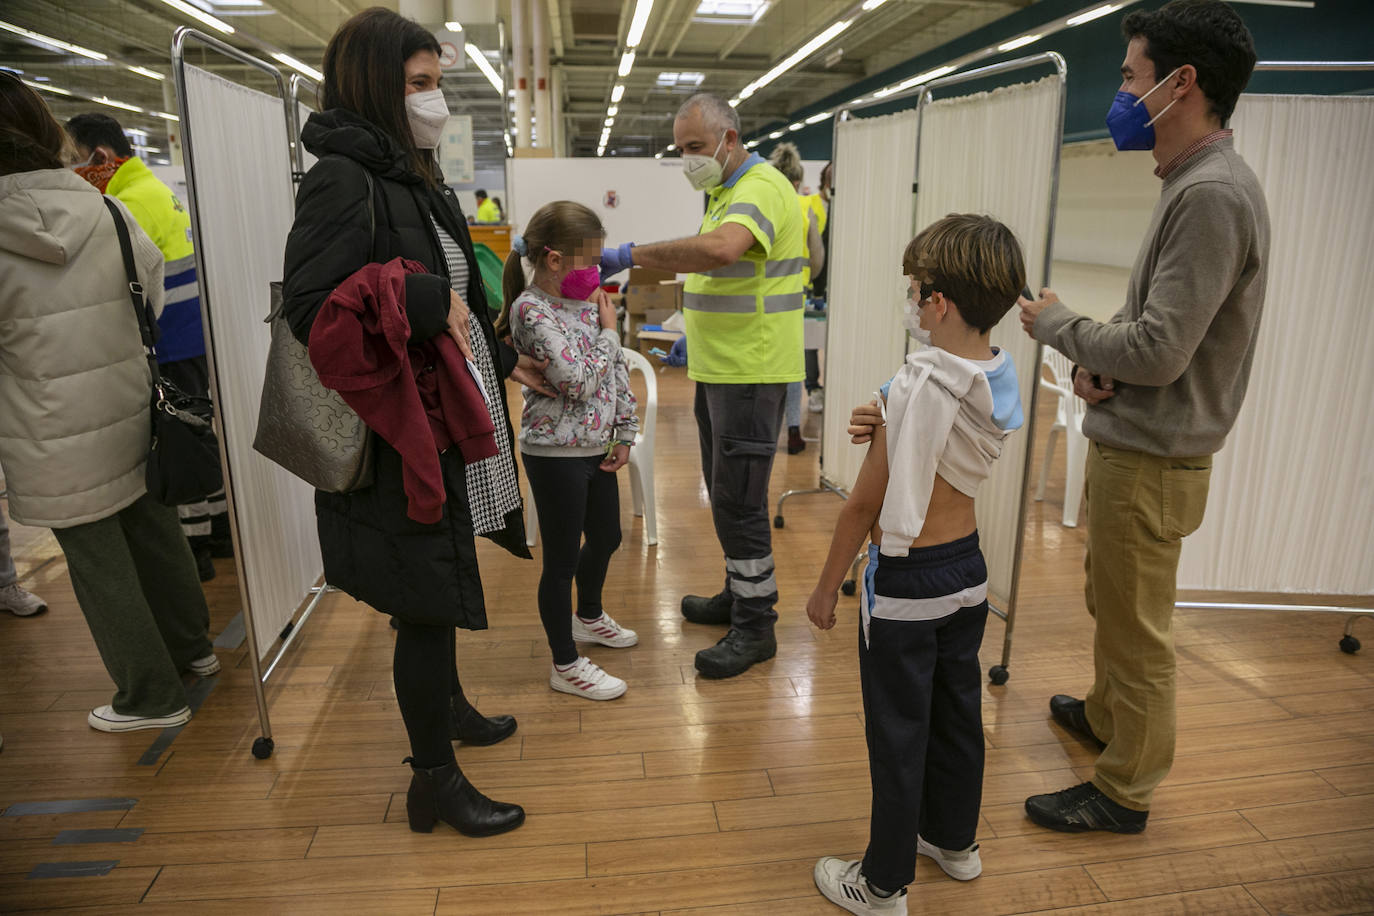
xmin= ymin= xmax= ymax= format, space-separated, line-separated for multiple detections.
xmin=320 ymin=7 xmax=441 ymax=183
xmin=0 ymin=71 xmax=69 ymax=175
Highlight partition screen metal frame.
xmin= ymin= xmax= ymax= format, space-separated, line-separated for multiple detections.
xmin=1172 ymin=60 xmax=1374 ymax=651
xmin=172 ymin=27 xmax=328 ymax=758
xmin=812 ymin=51 xmax=1067 ymax=684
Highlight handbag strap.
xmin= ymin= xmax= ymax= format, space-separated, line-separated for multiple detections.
xmin=102 ymin=196 xmax=162 ymax=385
xmin=361 ymin=166 xmax=376 ymax=257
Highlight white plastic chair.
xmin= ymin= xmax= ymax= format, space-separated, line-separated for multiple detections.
xmin=1035 ymin=349 xmax=1089 ymax=528
xmin=524 ymin=347 xmax=658 ymax=547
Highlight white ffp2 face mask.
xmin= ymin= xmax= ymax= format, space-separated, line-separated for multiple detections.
xmin=406 ymin=89 xmax=449 ymax=150
xmin=682 ymin=135 xmax=728 ymax=191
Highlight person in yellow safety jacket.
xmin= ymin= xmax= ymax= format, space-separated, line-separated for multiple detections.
xmin=767 ymin=142 xmax=826 ymax=455
xmin=67 ymin=112 xmax=230 ymax=581
xmin=474 ymin=188 xmax=501 ymax=223
xmin=598 ymin=93 xmax=804 ymax=680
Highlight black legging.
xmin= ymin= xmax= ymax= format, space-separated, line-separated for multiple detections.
xmin=521 ymin=453 xmax=622 ymax=666
xmin=393 ymin=621 xmax=463 ymax=768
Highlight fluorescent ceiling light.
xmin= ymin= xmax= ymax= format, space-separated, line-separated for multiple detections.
xmin=151 ymin=0 xmax=236 ymax=35
xmin=271 ymin=52 xmax=323 ymax=82
xmin=618 ymin=50 xmax=636 ymax=78
xmin=465 ymin=43 xmax=504 ymax=92
xmin=445 ymin=20 xmax=463 ymax=32
xmin=94 ymin=95 xmax=143 ymax=113
xmin=655 ymin=151 xmax=664 ymax=159
xmin=1066 ymin=4 xmax=1121 ymax=26
xmin=767 ymin=130 xmax=783 ymax=139
xmin=745 ymin=139 xmax=759 ymax=148
xmin=667 ymin=144 xmax=676 ymax=151
xmin=626 ymin=0 xmax=656 ymax=48
xmin=0 ymin=21 xmax=107 ymax=60
xmin=998 ymin=34 xmax=1042 ymax=52
xmin=605 ymin=117 xmax=615 ymax=127
xmin=611 ymin=84 xmax=626 ymax=102
xmin=693 ymin=0 xmax=770 ymax=25
xmin=153 ymin=110 xmax=180 ymax=122
xmin=607 ymin=105 xmax=619 ymax=116
xmin=787 ymin=122 xmax=802 ymax=131
xmin=736 ymin=18 xmax=851 ymax=103
xmin=861 ymin=0 xmax=890 ymax=9
xmin=804 ymin=110 xmax=832 ymax=124
xmin=127 ymin=65 xmax=165 ymax=81
xmin=23 ymin=79 xmax=72 ymax=97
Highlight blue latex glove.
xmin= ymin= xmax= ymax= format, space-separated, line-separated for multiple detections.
xmin=663 ymin=335 xmax=687 ymax=367
xmin=599 ymin=242 xmax=636 ymax=280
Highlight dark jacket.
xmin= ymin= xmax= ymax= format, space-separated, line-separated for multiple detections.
xmin=282 ymin=108 xmax=529 ymax=629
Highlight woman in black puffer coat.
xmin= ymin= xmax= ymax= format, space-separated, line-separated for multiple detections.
xmin=282 ymin=7 xmax=551 ymax=839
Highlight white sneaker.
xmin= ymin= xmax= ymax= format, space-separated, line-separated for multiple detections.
xmin=571 ymin=612 xmax=638 ymax=648
xmin=808 ymin=389 xmax=825 ymax=414
xmin=88 ymin=705 xmax=191 ymax=733
xmin=0 ymin=583 xmax=47 ymax=617
xmin=187 ymin=653 xmax=221 ymax=677
xmin=917 ymin=835 xmax=982 ymax=880
xmin=813 ymin=857 xmax=906 ymax=915
xmin=550 ymin=657 xmax=627 ymax=701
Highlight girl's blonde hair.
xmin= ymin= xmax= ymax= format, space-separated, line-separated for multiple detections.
xmin=498 ymin=200 xmax=604 ymax=337
xmin=768 ymin=141 xmax=804 ymax=186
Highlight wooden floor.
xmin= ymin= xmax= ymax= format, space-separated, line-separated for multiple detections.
xmin=2 ymin=368 xmax=1372 ymax=915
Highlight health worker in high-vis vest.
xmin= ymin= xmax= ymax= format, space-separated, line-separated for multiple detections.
xmin=67 ymin=113 xmax=230 ymax=583
xmin=599 ymin=93 xmax=805 ymax=680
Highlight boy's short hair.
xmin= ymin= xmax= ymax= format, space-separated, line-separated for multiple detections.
xmin=66 ymin=112 xmax=134 ymax=158
xmin=902 ymin=214 xmax=1026 ymax=334
xmin=1122 ymin=0 xmax=1257 ymax=125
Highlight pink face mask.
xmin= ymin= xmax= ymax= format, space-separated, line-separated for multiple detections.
xmin=559 ymin=265 xmax=601 ymax=301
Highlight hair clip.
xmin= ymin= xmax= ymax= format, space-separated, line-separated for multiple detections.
xmin=511 ymin=234 xmax=528 ymax=256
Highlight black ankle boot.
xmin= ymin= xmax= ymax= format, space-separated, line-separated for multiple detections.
xmin=448 ymin=697 xmax=517 ymax=746
xmin=404 ymin=758 xmax=525 ymax=837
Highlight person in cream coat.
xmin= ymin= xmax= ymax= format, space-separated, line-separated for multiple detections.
xmin=0 ymin=71 xmax=217 ymax=734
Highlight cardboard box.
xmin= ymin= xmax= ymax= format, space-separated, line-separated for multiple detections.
xmin=642 ymin=308 xmax=676 ymax=327
xmin=623 ymin=268 xmax=682 ymax=315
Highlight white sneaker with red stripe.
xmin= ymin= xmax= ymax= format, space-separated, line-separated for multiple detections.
xmin=550 ymin=657 xmax=627 ymax=701
xmin=571 ymin=612 xmax=638 ymax=648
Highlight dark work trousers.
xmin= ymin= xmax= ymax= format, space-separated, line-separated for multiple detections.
xmin=805 ymin=349 xmax=822 ymax=392
xmin=392 ymin=620 xmax=468 ymax=768
xmin=160 ymin=355 xmax=229 ymax=549
xmin=694 ymin=382 xmax=787 ymax=632
xmin=521 ymin=453 xmax=623 ymax=666
xmin=859 ymin=534 xmax=989 ymax=891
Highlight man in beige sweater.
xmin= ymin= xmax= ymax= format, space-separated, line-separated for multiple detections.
xmin=1018 ymin=0 xmax=1269 ymax=833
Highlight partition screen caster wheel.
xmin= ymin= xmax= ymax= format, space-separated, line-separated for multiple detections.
xmin=774 ymin=515 xmax=785 ymax=529
xmin=1339 ymin=635 xmax=1360 ymax=654
xmin=988 ymin=665 xmax=1009 ymax=685
xmin=841 ymin=580 xmax=856 ymax=596
xmin=251 ymin=737 xmax=275 ymax=759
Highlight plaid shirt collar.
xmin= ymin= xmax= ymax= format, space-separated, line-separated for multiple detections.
xmin=1155 ymin=129 xmax=1233 ymax=179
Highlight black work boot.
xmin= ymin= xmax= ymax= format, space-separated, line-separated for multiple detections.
xmin=404 ymin=759 xmax=525 ymax=837
xmin=449 ymin=696 xmax=517 ymax=746
xmin=681 ymin=591 xmax=732 ymax=626
xmin=1024 ymin=781 xmax=1148 ymax=834
xmin=1049 ymin=695 xmax=1107 ymax=750
xmin=694 ymin=627 xmax=777 ymax=679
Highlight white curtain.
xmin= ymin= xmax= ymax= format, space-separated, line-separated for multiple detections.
xmin=821 ymin=108 xmax=920 ymax=492
xmin=183 ymin=65 xmax=324 ymax=659
xmin=912 ymin=75 xmax=1063 ymax=607
xmin=1177 ymin=94 xmax=1374 ymax=596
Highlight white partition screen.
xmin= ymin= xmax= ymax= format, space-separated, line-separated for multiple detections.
xmin=913 ymin=74 xmax=1062 ymax=607
xmin=182 ymin=63 xmax=323 ymax=659
xmin=1178 ymin=93 xmax=1374 ymax=597
xmin=820 ymin=108 xmax=920 ymax=492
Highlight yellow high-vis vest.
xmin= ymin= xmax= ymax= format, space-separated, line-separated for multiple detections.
xmin=684 ymin=156 xmax=805 ymax=384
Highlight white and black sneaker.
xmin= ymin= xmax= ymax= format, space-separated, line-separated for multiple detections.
xmin=571 ymin=612 xmax=638 ymax=648
xmin=87 ymin=705 xmax=191 ymax=733
xmin=550 ymin=657 xmax=627 ymax=701
xmin=187 ymin=653 xmax=221 ymax=677
xmin=813 ymin=857 xmax=907 ymax=915
xmin=916 ymin=835 xmax=982 ymax=880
